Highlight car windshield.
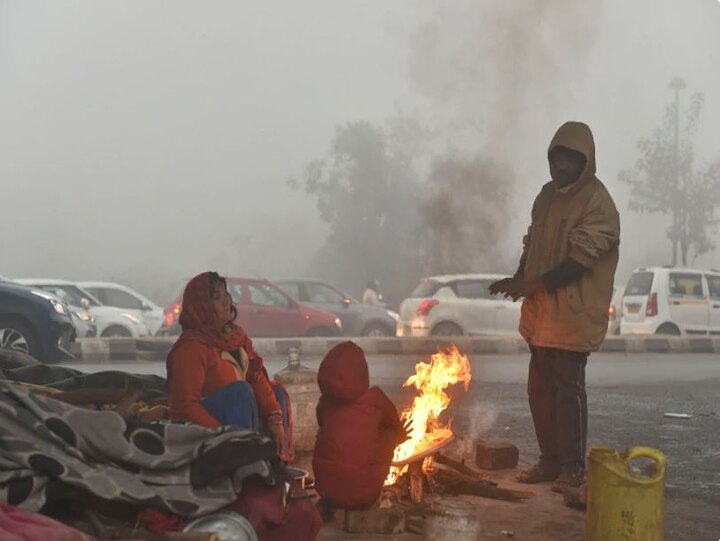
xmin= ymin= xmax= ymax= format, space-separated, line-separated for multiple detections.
xmin=625 ymin=272 xmax=654 ymax=296
xmin=36 ymin=285 xmax=101 ymax=307
xmin=408 ymin=279 xmax=441 ymax=298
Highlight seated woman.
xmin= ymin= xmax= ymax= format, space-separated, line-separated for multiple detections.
xmin=166 ymin=272 xmax=289 ymax=458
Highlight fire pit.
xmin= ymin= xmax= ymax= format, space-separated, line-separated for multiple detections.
xmin=392 ymin=434 xmax=455 ymax=503
xmin=382 ymin=346 xmax=532 ymax=508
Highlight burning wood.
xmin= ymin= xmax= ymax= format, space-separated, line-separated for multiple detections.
xmin=386 ymin=345 xmax=472 ymax=486
xmin=381 ymin=346 xmax=533 ymax=507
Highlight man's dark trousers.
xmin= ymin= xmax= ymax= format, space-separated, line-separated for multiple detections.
xmin=528 ymin=345 xmax=588 ymax=469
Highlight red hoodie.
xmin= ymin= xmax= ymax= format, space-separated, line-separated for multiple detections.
xmin=312 ymin=342 xmax=402 ymax=509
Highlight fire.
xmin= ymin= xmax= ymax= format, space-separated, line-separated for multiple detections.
xmin=385 ymin=345 xmax=472 ymax=485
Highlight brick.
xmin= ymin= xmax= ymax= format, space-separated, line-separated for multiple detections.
xmin=476 ymin=441 xmax=519 ymax=470
xmin=344 ymin=507 xmax=406 ymax=535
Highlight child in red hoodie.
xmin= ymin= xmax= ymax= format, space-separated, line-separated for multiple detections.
xmin=312 ymin=341 xmax=405 ymax=519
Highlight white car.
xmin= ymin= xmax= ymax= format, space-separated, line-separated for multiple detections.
xmin=607 ymin=284 xmax=625 ymax=336
xmin=78 ymin=281 xmax=164 ymax=335
xmin=14 ymin=279 xmax=150 ymax=338
xmin=621 ymin=267 xmax=720 ymax=335
xmin=397 ymin=274 xmax=520 ymax=337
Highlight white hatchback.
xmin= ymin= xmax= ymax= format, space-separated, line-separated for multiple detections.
xmin=397 ymin=274 xmax=520 ymax=337
xmin=78 ymin=281 xmax=164 ymax=335
xmin=621 ymin=267 xmax=720 ymax=335
xmin=14 ymin=279 xmax=150 ymax=338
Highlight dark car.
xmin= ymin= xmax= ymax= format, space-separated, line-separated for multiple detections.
xmin=0 ymin=280 xmax=75 ymax=363
xmin=275 ymin=279 xmax=399 ymax=337
xmin=158 ymin=276 xmax=343 ymax=338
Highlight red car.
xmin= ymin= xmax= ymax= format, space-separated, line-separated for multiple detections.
xmin=159 ymin=276 xmax=343 ymax=338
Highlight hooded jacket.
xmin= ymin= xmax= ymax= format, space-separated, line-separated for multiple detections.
xmin=312 ymin=342 xmax=402 ymax=509
xmin=166 ymin=273 xmax=281 ymax=428
xmin=519 ymin=122 xmax=620 ymax=352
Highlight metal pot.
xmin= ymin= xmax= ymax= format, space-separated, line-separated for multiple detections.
xmin=183 ymin=510 xmax=258 ymax=541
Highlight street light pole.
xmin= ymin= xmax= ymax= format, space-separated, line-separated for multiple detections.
xmin=669 ymin=77 xmax=686 ymax=266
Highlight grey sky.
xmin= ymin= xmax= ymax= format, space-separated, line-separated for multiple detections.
xmin=2 ymin=0 xmax=719 ymax=302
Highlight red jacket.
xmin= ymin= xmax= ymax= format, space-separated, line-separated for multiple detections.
xmin=312 ymin=342 xmax=402 ymax=509
xmin=167 ymin=339 xmax=280 ymax=428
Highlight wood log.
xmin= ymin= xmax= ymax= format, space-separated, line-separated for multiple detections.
xmin=428 ymin=468 xmax=533 ymax=502
xmin=434 ymin=454 xmax=498 ymax=486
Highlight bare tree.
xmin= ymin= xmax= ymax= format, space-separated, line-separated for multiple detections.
xmin=290 ymin=121 xmax=424 ymax=305
xmin=619 ymin=80 xmax=720 ymax=266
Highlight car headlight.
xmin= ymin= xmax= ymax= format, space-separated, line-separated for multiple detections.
xmin=30 ymin=290 xmax=68 ymax=315
xmin=386 ymin=310 xmax=400 ymax=321
xmin=122 ymin=313 xmax=141 ymax=324
xmin=50 ymin=299 xmax=67 ymax=315
xmin=75 ymin=311 xmax=92 ymax=322
xmin=334 ymin=317 xmax=343 ymax=329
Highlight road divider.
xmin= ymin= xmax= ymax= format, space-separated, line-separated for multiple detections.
xmin=69 ymin=335 xmax=720 ymax=362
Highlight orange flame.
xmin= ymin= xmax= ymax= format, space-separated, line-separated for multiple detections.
xmin=385 ymin=345 xmax=472 ymax=485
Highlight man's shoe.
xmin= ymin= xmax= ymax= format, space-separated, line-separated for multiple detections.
xmin=551 ymin=467 xmax=585 ymax=493
xmin=516 ymin=462 xmax=561 ymax=484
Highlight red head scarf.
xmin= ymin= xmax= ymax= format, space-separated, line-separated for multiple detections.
xmin=174 ymin=272 xmax=249 ymax=351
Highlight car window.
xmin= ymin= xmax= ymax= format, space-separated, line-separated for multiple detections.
xmin=304 ymin=283 xmax=344 ymax=304
xmin=409 ymin=280 xmax=441 ymax=298
xmin=278 ymin=282 xmax=301 ymax=300
xmin=705 ymin=275 xmax=720 ymax=299
xmin=226 ymin=282 xmax=244 ymax=303
xmin=37 ymin=285 xmax=100 ymax=307
xmin=669 ymin=273 xmax=704 ymax=297
xmin=455 ymin=280 xmax=493 ymax=300
xmin=625 ymin=272 xmax=654 ymax=296
xmin=247 ymin=282 xmax=291 ymax=308
xmin=94 ymin=288 xmax=144 ymax=310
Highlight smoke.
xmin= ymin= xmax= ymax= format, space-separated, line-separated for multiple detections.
xmin=468 ymin=401 xmax=500 ymax=439
xmin=407 ymin=1 xmax=602 ymax=272
xmin=421 ymin=154 xmax=515 ymax=274
xmin=409 ymin=1 xmax=602 ymax=150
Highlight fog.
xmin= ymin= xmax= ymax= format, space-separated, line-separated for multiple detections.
xmin=2 ymin=0 xmax=720 ymax=305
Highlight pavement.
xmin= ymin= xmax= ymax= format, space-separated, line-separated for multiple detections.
xmin=65 ymin=353 xmax=720 ymax=540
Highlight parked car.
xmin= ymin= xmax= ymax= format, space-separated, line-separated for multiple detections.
xmin=70 ymin=307 xmax=97 ymax=338
xmin=159 ymin=276 xmax=343 ymax=338
xmin=397 ymin=274 xmax=520 ymax=337
xmin=0 ymin=280 xmax=75 ymax=362
xmin=275 ymin=279 xmax=399 ymax=337
xmin=78 ymin=281 xmax=164 ymax=335
xmin=14 ymin=279 xmax=150 ymax=337
xmin=621 ymin=266 xmax=720 ymax=335
xmin=607 ymin=284 xmax=625 ymax=336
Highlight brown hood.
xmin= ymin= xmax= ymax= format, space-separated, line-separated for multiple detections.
xmin=317 ymin=341 xmax=369 ymax=403
xmin=548 ymin=121 xmax=597 ymax=188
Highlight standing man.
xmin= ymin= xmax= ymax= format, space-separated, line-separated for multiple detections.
xmin=489 ymin=121 xmax=620 ymax=492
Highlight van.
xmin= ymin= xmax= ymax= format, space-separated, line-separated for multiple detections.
xmin=621 ymin=267 xmax=720 ymax=335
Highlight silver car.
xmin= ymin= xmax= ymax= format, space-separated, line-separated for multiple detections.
xmin=275 ymin=279 xmax=399 ymax=337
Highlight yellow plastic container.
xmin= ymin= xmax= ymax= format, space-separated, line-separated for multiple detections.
xmin=586 ymin=446 xmax=666 ymax=541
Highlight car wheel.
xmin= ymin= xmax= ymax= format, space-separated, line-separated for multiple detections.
xmin=362 ymin=323 xmax=393 ymax=337
xmin=655 ymin=323 xmax=680 ymax=335
xmin=101 ymin=325 xmax=132 ymax=338
xmin=431 ymin=322 xmax=463 ymax=336
xmin=0 ymin=318 xmax=41 ymax=359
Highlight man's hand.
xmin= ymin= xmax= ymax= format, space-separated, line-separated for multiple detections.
xmin=488 ymin=278 xmax=515 ymax=296
xmin=488 ymin=277 xmax=544 ymax=301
